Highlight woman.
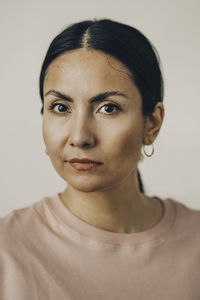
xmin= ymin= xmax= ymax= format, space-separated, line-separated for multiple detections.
xmin=1 ymin=19 xmax=200 ymax=300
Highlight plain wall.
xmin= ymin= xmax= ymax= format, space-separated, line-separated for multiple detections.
xmin=0 ymin=0 xmax=200 ymax=217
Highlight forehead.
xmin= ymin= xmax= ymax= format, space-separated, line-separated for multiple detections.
xmin=44 ymin=48 xmax=133 ymax=89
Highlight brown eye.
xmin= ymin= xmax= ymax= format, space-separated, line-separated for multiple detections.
xmin=98 ymin=103 xmax=121 ymax=115
xmin=48 ymin=103 xmax=69 ymax=114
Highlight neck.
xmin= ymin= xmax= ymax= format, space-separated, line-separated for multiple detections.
xmin=60 ymin=172 xmax=164 ymax=233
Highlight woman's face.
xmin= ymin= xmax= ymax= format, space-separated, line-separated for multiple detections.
xmin=42 ymin=48 xmax=146 ymax=192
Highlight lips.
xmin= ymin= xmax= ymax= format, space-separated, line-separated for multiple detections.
xmin=69 ymin=158 xmax=101 ymax=164
xmin=68 ymin=158 xmax=102 ymax=171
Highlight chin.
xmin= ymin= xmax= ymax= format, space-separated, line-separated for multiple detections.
xmin=65 ymin=175 xmax=124 ymax=194
xmin=68 ymin=181 xmax=105 ymax=193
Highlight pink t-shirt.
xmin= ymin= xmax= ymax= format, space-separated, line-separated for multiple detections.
xmin=0 ymin=193 xmax=200 ymax=300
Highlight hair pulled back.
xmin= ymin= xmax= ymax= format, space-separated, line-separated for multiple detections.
xmin=39 ymin=18 xmax=164 ymax=194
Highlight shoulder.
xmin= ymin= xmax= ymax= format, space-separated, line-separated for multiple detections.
xmin=0 ymin=196 xmax=51 ymax=252
xmin=0 ymin=205 xmax=34 ymax=251
xmin=169 ymin=198 xmax=200 ymax=224
xmin=165 ymin=198 xmax=200 ymax=241
xmin=0 ymin=200 xmax=38 ymax=229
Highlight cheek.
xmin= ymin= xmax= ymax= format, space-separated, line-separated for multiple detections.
xmin=42 ymin=120 xmax=62 ymax=154
xmin=117 ymin=130 xmax=142 ymax=167
xmin=122 ymin=130 xmax=141 ymax=154
xmin=101 ymin=118 xmax=143 ymax=164
xmin=42 ymin=121 xmax=66 ymax=177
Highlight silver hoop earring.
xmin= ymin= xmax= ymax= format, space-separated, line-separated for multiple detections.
xmin=142 ymin=143 xmax=154 ymax=157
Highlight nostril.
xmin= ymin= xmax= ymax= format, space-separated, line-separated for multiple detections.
xmin=84 ymin=143 xmax=92 ymax=147
xmin=70 ymin=142 xmax=92 ymax=148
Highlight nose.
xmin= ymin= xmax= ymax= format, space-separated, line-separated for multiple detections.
xmin=68 ymin=113 xmax=97 ymax=148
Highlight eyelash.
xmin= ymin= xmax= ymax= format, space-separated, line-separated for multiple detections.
xmin=48 ymin=102 xmax=121 ymax=116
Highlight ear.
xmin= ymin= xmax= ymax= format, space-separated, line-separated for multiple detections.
xmin=143 ymin=102 xmax=165 ymax=145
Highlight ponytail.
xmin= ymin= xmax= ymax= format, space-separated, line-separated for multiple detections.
xmin=137 ymin=169 xmax=144 ymax=193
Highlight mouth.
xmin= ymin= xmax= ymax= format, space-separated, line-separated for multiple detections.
xmin=69 ymin=161 xmax=102 ymax=171
xmin=69 ymin=158 xmax=102 ymax=164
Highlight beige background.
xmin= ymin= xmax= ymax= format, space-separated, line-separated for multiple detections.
xmin=0 ymin=0 xmax=200 ymax=217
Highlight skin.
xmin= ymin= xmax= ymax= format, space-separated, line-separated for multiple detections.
xmin=42 ymin=48 xmax=165 ymax=233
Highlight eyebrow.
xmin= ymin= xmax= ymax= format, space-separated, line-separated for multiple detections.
xmin=44 ymin=90 xmax=129 ymax=104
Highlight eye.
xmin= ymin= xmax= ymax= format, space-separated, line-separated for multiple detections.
xmin=98 ymin=103 xmax=121 ymax=115
xmin=48 ymin=103 xmax=69 ymax=115
xmin=48 ymin=102 xmax=121 ymax=116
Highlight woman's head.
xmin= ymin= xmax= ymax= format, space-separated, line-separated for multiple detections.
xmin=39 ymin=19 xmax=164 ymax=116
xmin=40 ymin=19 xmax=164 ymax=194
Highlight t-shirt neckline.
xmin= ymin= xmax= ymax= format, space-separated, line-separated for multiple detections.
xmin=45 ymin=193 xmax=176 ymax=246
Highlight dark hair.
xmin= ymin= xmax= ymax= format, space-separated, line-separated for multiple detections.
xmin=39 ymin=18 xmax=164 ymax=194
